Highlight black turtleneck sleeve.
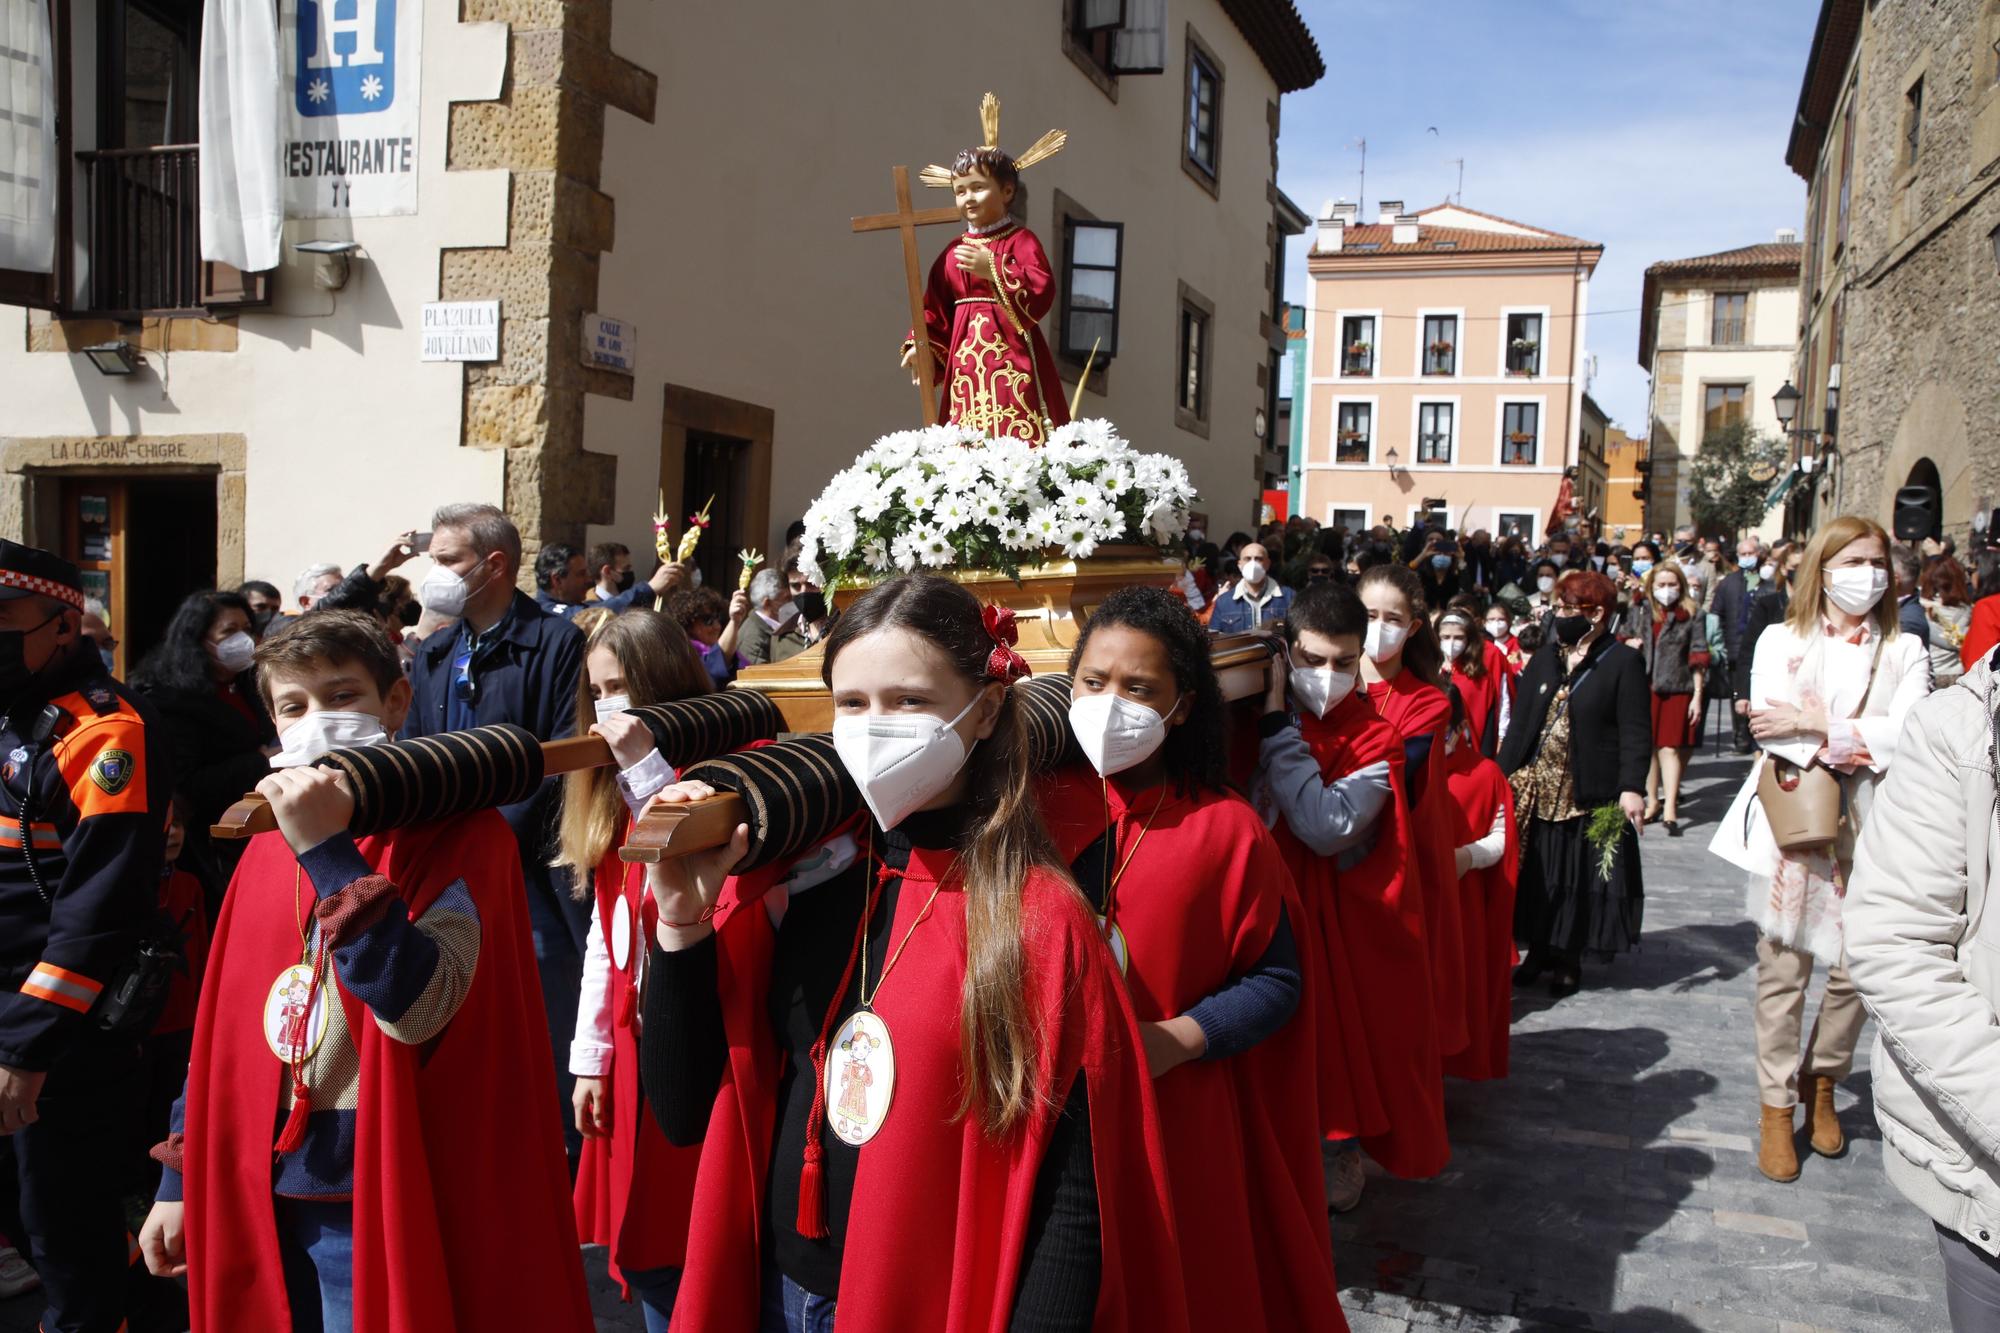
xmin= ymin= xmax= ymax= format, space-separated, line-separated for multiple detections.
xmin=640 ymin=933 xmax=728 ymax=1146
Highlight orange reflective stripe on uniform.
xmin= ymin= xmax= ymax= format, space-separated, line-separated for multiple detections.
xmin=0 ymin=823 xmax=62 ymax=851
xmin=21 ymin=961 xmax=102 ymax=1014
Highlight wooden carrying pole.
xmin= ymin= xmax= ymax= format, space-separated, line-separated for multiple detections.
xmin=209 ymin=734 xmax=617 ymax=841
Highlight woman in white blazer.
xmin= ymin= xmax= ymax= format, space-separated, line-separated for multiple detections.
xmin=1708 ymin=514 xmax=1931 ymax=1185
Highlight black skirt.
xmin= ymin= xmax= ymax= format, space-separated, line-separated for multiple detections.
xmin=1513 ymin=812 xmax=1644 ymax=957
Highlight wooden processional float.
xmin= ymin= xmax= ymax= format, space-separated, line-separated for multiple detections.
xmin=211 ymin=552 xmax=1276 ymax=866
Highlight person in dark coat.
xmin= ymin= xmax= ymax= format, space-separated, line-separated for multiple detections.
xmin=131 ymin=590 xmax=274 ymax=905
xmin=1498 ymin=568 xmax=1651 ymax=997
xmin=1710 ymin=536 xmax=1770 ymax=752
xmin=402 ymin=503 xmax=587 ymax=1161
xmin=1734 ymin=542 xmax=1799 ymax=747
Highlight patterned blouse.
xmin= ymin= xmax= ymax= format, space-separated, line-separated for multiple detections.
xmin=1509 ymin=679 xmax=1585 ymax=823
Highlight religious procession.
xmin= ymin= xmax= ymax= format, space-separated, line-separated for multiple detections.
xmin=2 ymin=0 xmax=1999 ymax=1330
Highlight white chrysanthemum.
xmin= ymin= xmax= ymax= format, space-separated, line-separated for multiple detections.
xmin=890 ymin=531 xmax=922 ymax=572
xmin=1096 ymin=465 xmax=1134 ymax=500
xmin=933 ymin=491 xmax=976 ymax=533
xmin=860 ymin=538 xmax=890 ymax=572
xmin=1059 ymin=520 xmax=1098 ymax=560
xmin=821 ymin=512 xmax=859 ymax=558
xmin=998 ymin=519 xmax=1034 ymax=549
xmin=973 ymin=492 xmax=1011 ymax=524
xmin=1058 ymin=481 xmax=1109 ymax=521
xmin=1025 ymin=505 xmax=1063 ymax=545
xmin=913 ymin=525 xmax=954 ymax=567
xmin=939 ymin=453 xmax=982 ymax=493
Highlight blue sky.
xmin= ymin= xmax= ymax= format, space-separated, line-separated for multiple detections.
xmin=1276 ymin=0 xmax=1817 ymax=433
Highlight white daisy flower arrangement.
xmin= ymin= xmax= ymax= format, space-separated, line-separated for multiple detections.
xmin=797 ymin=419 xmax=1196 ymax=587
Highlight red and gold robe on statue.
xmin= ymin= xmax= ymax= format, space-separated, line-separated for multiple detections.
xmin=908 ymin=221 xmax=1071 ymax=443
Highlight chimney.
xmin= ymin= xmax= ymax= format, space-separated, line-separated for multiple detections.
xmin=1776 ymin=226 xmax=1799 ymax=244
xmin=1392 ymin=211 xmax=1419 ymax=245
xmin=1331 ymin=199 xmax=1359 ymax=227
xmin=1377 ymin=199 xmax=1403 ymax=226
xmin=1316 ymin=215 xmax=1345 ymax=253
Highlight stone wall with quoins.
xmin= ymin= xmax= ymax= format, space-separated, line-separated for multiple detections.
xmin=1837 ymin=0 xmax=2000 ymax=535
xmin=443 ymin=0 xmax=659 ymax=554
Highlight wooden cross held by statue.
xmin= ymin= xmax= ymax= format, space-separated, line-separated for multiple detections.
xmin=851 ymin=166 xmax=961 ymax=426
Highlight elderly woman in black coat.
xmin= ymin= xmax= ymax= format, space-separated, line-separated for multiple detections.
xmin=1499 ymin=568 xmax=1652 ymax=997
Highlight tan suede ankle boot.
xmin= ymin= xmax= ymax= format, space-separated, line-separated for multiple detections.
xmin=1801 ymin=1074 xmax=1845 ymax=1157
xmin=1759 ymin=1104 xmax=1800 ymax=1182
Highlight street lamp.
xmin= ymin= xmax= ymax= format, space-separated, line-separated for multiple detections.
xmin=1772 ymin=380 xmax=1801 ymax=430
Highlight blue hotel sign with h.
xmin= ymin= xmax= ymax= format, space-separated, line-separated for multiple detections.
xmin=296 ymin=0 xmax=396 ymax=117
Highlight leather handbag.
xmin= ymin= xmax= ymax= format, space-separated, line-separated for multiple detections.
xmin=1754 ymin=634 xmax=1886 ymax=853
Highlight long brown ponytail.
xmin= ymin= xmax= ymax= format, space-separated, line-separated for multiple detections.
xmin=822 ymin=576 xmax=1065 ymax=1137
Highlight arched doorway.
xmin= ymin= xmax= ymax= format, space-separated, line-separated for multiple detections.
xmin=1905 ymin=457 xmax=1943 ymax=499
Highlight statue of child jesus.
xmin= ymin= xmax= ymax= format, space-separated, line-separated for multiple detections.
xmin=899 ymin=97 xmax=1070 ymax=444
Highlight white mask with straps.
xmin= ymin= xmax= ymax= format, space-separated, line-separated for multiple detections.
xmin=832 ymin=691 xmax=984 ymax=831
xmin=1289 ymin=665 xmax=1356 ymax=719
xmin=1068 ymin=692 xmax=1176 ymax=777
xmin=1824 ymin=565 xmax=1890 ymax=616
xmin=1363 ymin=620 xmax=1408 ymax=663
xmin=271 ymin=711 xmax=389 ymax=768
xmin=418 ymin=561 xmax=491 ymax=618
xmin=593 ymin=693 xmax=631 ymax=724
xmin=211 ymin=631 xmax=256 ymax=675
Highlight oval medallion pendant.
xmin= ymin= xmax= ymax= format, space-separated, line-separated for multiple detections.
xmin=611 ymin=895 xmax=635 ymax=971
xmin=825 ymin=1008 xmax=896 ymax=1147
xmin=265 ymin=964 xmax=328 ymax=1064
xmin=1097 ymin=914 xmax=1130 ymax=975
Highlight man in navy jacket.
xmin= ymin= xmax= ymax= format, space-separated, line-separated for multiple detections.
xmin=403 ymin=503 xmax=587 ymax=1159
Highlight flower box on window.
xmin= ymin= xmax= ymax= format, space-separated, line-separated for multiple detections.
xmin=1338 ymin=429 xmax=1364 ymax=442
xmin=1507 ymin=431 xmax=1534 ymax=443
xmin=1428 ymin=340 xmax=1454 ymax=355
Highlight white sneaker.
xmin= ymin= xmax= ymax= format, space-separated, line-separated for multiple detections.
xmin=0 ymin=1246 xmax=40 ymax=1298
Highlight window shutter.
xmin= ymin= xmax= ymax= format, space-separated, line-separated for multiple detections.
xmin=199 ymin=258 xmax=271 ymax=307
xmin=0 ymin=0 xmax=61 ymax=309
xmin=1078 ymin=0 xmax=1123 ymax=31
xmin=1110 ymin=0 xmax=1165 ymax=74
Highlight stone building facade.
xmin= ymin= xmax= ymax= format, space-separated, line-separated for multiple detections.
xmin=0 ymin=0 xmax=1322 ymax=663
xmin=1638 ymin=240 xmax=1801 ymax=539
xmin=1788 ymin=0 xmax=2000 ymax=540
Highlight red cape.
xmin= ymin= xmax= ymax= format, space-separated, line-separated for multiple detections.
xmin=1368 ymin=673 xmax=1470 ymax=1058
xmin=572 ymin=820 xmax=702 ymax=1291
xmin=1447 ymin=643 xmax=1514 ymax=757
xmin=1281 ymin=692 xmax=1449 ymax=1179
xmin=1440 ymin=744 xmax=1519 ymax=1082
xmin=1040 ymin=767 xmax=1344 ymax=1333
xmin=183 ymin=816 xmax=591 ymax=1332
xmin=666 ymin=848 xmax=1186 ymax=1331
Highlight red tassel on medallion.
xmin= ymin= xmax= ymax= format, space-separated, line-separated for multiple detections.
xmin=274 ymin=1075 xmax=311 ymax=1156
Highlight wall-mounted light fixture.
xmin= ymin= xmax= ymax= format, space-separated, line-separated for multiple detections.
xmin=295 ymin=239 xmax=361 ymax=292
xmin=82 ymin=341 xmax=140 ymax=376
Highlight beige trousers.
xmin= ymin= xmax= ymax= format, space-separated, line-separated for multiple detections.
xmin=1753 ymin=935 xmax=1868 ymax=1107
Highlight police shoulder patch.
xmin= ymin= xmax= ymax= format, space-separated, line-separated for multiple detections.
xmin=90 ymin=748 xmax=135 ymax=795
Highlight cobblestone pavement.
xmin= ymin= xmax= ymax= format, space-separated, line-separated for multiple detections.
xmin=0 ymin=748 xmax=1948 ymax=1332
xmin=1330 ymin=745 xmax=1950 ymax=1333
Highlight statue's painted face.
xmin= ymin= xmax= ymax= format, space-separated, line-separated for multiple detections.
xmin=951 ymin=169 xmax=1015 ymax=228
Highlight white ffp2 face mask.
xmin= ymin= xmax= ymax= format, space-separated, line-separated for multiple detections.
xmin=832 ymin=691 xmax=983 ymax=831
xmin=272 ymin=710 xmax=389 ymax=768
xmin=1238 ymin=559 xmax=1267 ymax=585
xmin=1484 ymin=619 xmax=1511 ymax=640
xmin=1440 ymin=637 xmax=1466 ymax=662
xmin=211 ymin=631 xmax=256 ymax=675
xmin=1824 ymin=565 xmax=1890 ymax=615
xmin=593 ymin=694 xmax=631 ymax=724
xmin=419 ymin=561 xmax=490 ymax=618
xmin=1654 ymin=584 xmax=1682 ymax=607
xmin=1068 ymin=691 xmax=1175 ymax=777
xmin=1364 ymin=620 xmax=1408 ymax=663
xmin=1289 ymin=665 xmax=1356 ymax=719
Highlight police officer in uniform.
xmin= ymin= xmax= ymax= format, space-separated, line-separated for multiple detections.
xmin=0 ymin=542 xmax=168 ymax=1332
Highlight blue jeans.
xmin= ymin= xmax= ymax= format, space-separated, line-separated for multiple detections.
xmin=759 ymin=1268 xmax=837 ymax=1333
xmin=625 ymin=1264 xmax=682 ymax=1333
xmin=276 ymin=1198 xmax=354 ymax=1333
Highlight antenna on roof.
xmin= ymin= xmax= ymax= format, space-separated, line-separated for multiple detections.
xmin=1448 ymin=158 xmax=1464 ymax=204
xmin=1351 ymin=137 xmax=1367 ymax=217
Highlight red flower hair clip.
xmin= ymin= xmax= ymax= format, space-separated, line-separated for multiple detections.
xmin=981 ymin=604 xmax=1032 ymax=683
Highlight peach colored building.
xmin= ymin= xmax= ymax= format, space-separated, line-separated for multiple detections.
xmin=1299 ymin=202 xmax=1603 ymax=541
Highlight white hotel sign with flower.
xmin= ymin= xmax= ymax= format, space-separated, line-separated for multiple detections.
xmin=282 ymin=0 xmax=423 ymax=218
xmin=797 ymin=420 xmax=1197 ymax=589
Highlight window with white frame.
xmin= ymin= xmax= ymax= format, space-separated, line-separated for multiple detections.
xmin=1505 ymin=313 xmax=1543 ymax=375
xmin=1341 ymin=315 xmax=1375 ymax=375
xmin=1335 ymin=402 xmax=1372 ymax=463
xmin=1416 ymin=402 xmax=1453 ymax=464
xmin=1501 ymin=402 xmax=1540 ymax=464
xmin=1496 ymin=511 xmax=1538 ymax=540
xmin=1422 ymin=314 xmax=1457 ymax=375
xmin=1329 ymin=507 xmax=1368 ymax=534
